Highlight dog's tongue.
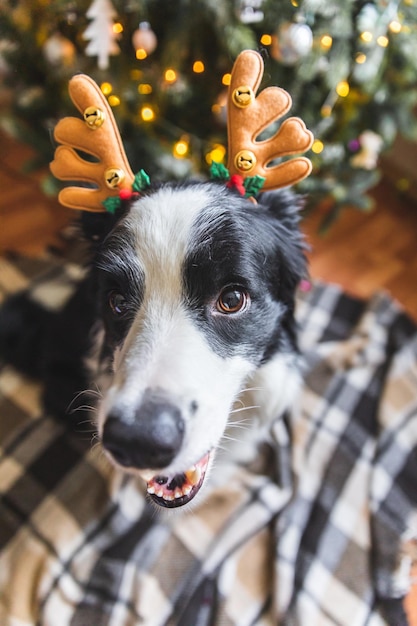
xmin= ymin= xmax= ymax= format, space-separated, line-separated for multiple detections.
xmin=146 ymin=452 xmax=210 ymax=508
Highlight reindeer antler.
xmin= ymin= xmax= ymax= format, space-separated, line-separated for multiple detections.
xmin=226 ymin=50 xmax=313 ymax=191
xmin=51 ymin=52 xmax=312 ymax=212
xmin=50 ymin=74 xmax=136 ymax=212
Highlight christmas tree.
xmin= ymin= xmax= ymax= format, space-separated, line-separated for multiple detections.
xmin=1 ymin=0 xmax=417 ymax=227
xmin=83 ymin=0 xmax=121 ymax=70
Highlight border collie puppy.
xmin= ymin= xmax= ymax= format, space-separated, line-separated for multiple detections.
xmin=0 ymin=181 xmax=306 ymax=509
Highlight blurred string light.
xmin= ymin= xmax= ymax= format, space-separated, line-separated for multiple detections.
xmin=100 ymin=82 xmax=119 ymax=106
xmin=138 ymin=83 xmax=152 ymax=94
xmin=140 ymin=105 xmax=155 ymax=121
xmin=164 ymin=68 xmax=177 ymax=83
xmin=389 ymin=19 xmax=402 ymax=33
xmin=206 ymin=144 xmax=226 ymax=165
xmin=260 ymin=33 xmax=272 ymax=45
xmin=193 ymin=60 xmax=205 ymax=73
xmin=336 ymin=80 xmax=350 ymax=97
xmin=377 ymin=35 xmax=389 ymax=47
xmin=108 ymin=94 xmax=120 ymax=106
xmin=360 ymin=31 xmax=373 ymax=43
xmin=312 ymin=139 xmax=324 ymax=154
xmin=320 ymin=34 xmax=333 ymax=50
xmin=173 ymin=136 xmax=190 ymax=158
xmin=100 ymin=82 xmax=112 ymax=95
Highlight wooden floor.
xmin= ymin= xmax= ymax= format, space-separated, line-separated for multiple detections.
xmin=0 ymin=133 xmax=72 ymax=257
xmin=303 ymin=183 xmax=417 ymax=322
xmin=1 ymin=131 xmax=417 ymax=621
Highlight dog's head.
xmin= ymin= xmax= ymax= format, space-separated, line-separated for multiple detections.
xmin=50 ymin=51 xmax=313 ymax=508
xmin=86 ymin=181 xmax=306 ymax=508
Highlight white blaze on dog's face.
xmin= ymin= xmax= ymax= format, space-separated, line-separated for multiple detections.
xmin=95 ymin=183 xmax=305 ymax=508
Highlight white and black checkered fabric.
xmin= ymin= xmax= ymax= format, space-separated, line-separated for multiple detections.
xmin=0 ymin=257 xmax=416 ymax=625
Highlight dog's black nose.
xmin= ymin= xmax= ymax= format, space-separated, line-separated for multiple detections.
xmin=102 ymin=400 xmax=185 ymax=469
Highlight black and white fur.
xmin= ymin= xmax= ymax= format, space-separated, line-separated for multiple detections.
xmin=0 ymin=182 xmax=306 ymax=508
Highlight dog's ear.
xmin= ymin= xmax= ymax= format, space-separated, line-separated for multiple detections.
xmin=257 ymin=187 xmax=308 ymax=283
xmin=259 ymin=188 xmax=305 ymax=229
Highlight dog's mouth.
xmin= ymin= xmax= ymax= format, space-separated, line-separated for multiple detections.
xmin=146 ymin=451 xmax=210 ymax=508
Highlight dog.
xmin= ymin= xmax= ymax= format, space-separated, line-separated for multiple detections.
xmin=0 ymin=180 xmax=306 ymax=509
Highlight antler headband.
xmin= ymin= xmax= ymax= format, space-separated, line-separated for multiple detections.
xmin=50 ymin=74 xmax=150 ymax=213
xmin=50 ymin=50 xmax=313 ymax=213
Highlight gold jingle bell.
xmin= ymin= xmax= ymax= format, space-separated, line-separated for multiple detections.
xmin=105 ymin=167 xmax=125 ymax=189
xmin=83 ymin=106 xmax=105 ymax=129
xmin=232 ymin=85 xmax=254 ymax=108
xmin=234 ymin=149 xmax=257 ymax=173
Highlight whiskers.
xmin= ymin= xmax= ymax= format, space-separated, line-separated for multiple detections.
xmin=230 ymin=386 xmax=261 ymax=422
xmin=66 ymin=387 xmax=102 ymax=415
xmin=221 ymin=417 xmax=254 ymax=445
xmin=90 ymin=432 xmax=105 ymax=458
xmin=217 ymin=385 xmax=263 ymax=451
xmin=65 ymin=387 xmax=102 ymax=439
xmin=67 ymin=387 xmax=103 ymax=413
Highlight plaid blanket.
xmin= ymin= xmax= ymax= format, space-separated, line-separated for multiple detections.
xmin=0 ymin=256 xmax=416 ymax=626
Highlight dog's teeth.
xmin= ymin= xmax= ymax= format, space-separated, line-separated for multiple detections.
xmin=147 ymin=485 xmax=155 ymax=495
xmin=174 ymin=488 xmax=183 ymax=499
xmin=165 ymin=493 xmax=175 ymax=501
xmin=156 ymin=488 xmax=164 ymax=498
xmin=186 ymin=466 xmax=201 ymax=485
xmin=183 ymin=485 xmax=192 ymax=496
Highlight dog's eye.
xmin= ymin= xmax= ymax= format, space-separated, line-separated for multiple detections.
xmin=108 ymin=291 xmax=128 ymax=316
xmin=216 ymin=287 xmax=249 ymax=314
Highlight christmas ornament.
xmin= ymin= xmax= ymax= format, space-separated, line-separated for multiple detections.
xmin=238 ymin=0 xmax=264 ymax=24
xmin=348 ymin=138 xmax=361 ymax=153
xmin=132 ymin=22 xmax=157 ymax=56
xmin=272 ymin=22 xmax=313 ymax=65
xmin=350 ymin=130 xmax=383 ymax=170
xmin=43 ymin=32 xmax=76 ymax=67
xmin=83 ymin=0 xmax=120 ymax=70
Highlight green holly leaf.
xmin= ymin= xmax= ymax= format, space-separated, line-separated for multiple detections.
xmin=210 ymin=161 xmax=230 ymax=181
xmin=102 ymin=196 xmax=121 ymax=214
xmin=244 ymin=175 xmax=265 ymax=197
xmin=132 ymin=169 xmax=151 ymax=192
